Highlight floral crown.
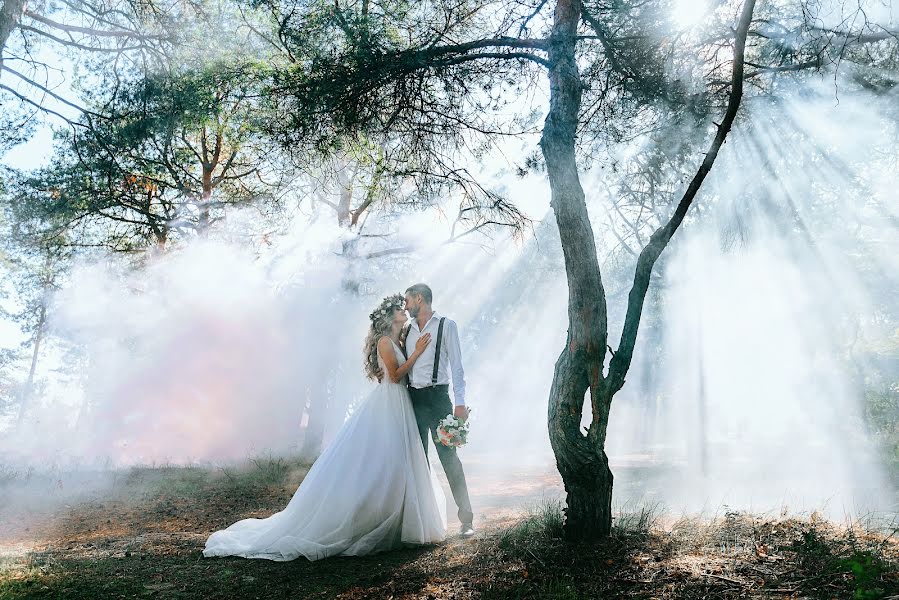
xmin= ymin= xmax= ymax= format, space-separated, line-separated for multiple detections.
xmin=369 ymin=293 xmax=405 ymax=324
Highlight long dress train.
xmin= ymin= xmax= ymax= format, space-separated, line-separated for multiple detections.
xmin=203 ymin=340 xmax=447 ymax=561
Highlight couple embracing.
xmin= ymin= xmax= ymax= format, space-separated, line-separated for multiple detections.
xmin=203 ymin=284 xmax=473 ymax=561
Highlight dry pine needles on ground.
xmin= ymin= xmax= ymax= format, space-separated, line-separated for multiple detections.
xmin=0 ymin=463 xmax=896 ymax=599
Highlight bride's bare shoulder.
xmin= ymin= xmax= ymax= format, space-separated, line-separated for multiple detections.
xmin=376 ymin=336 xmax=393 ymax=353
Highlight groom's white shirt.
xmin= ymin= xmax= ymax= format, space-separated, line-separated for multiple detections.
xmin=406 ymin=311 xmax=466 ymax=406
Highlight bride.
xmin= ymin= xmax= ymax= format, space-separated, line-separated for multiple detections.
xmin=203 ymin=294 xmax=447 ymax=561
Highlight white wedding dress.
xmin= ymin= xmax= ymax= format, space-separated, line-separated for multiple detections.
xmin=203 ymin=340 xmax=447 ymax=561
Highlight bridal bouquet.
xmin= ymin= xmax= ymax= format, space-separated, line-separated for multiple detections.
xmin=434 ymin=413 xmax=470 ymax=448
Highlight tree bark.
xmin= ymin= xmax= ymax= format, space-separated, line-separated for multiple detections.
xmin=540 ymin=0 xmax=614 ymax=539
xmin=198 ymin=164 xmax=212 ymax=233
xmin=541 ymin=0 xmax=756 ymax=539
xmin=0 ymin=0 xmax=26 ymax=73
xmin=17 ymin=299 xmax=45 ymax=425
xmin=197 ymin=128 xmax=222 ymax=234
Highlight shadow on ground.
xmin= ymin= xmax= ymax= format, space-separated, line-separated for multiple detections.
xmin=1 ymin=459 xmax=897 ymax=599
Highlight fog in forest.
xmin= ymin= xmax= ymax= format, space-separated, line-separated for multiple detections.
xmin=1 ymin=1 xmax=897 ymax=526
xmin=0 ymin=88 xmax=894 ymax=520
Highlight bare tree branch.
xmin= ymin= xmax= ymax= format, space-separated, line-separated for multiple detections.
xmin=23 ymin=9 xmax=166 ymax=40
xmin=0 ymin=82 xmax=80 ymax=125
xmin=606 ymin=0 xmax=757 ymax=395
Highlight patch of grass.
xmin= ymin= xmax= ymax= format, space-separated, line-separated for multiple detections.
xmin=248 ymin=455 xmax=291 ymax=484
xmin=496 ymin=497 xmax=565 ymax=553
xmin=207 ymin=454 xmax=302 ymax=504
xmin=144 ymin=464 xmax=213 ymax=498
xmin=119 ymin=455 xmax=307 ymax=504
xmin=494 ymin=498 xmax=661 ymax=560
xmin=613 ymin=501 xmax=661 ymax=536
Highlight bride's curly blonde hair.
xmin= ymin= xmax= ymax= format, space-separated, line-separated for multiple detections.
xmin=363 ymin=293 xmax=406 ymax=382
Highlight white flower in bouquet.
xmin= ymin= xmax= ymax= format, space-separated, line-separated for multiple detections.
xmin=434 ymin=412 xmax=470 ymax=448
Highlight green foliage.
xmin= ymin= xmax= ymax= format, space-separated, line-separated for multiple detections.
xmin=793 ymin=526 xmax=894 ymax=600
xmin=256 ymin=1 xmax=548 ymax=227
xmin=0 ymin=347 xmax=22 ymax=413
xmin=866 ymin=382 xmax=899 ymax=480
xmin=266 ymin=0 xmax=504 ymax=143
xmin=0 ymin=105 xmax=34 ymax=157
xmin=11 ymin=62 xmax=284 ymax=252
xmin=859 ymin=324 xmax=899 ymax=482
xmin=0 ymin=167 xmax=72 ymax=421
xmin=839 ymin=551 xmax=889 ymax=600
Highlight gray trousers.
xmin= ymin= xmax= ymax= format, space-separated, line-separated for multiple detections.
xmin=408 ymin=385 xmax=474 ymax=527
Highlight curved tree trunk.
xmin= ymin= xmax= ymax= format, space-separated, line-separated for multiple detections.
xmin=540 ymin=0 xmax=614 ymax=539
xmin=541 ymin=0 xmax=756 ymax=539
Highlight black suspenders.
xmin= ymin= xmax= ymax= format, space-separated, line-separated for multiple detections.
xmin=404 ymin=317 xmax=446 ymax=387
xmin=431 ymin=317 xmax=446 ymax=386
xmin=399 ymin=324 xmax=410 ymax=360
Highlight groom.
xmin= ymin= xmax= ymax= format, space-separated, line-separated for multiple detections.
xmin=403 ymin=283 xmax=475 ymax=536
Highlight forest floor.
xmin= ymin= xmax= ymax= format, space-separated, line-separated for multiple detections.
xmin=0 ymin=456 xmax=897 ymax=599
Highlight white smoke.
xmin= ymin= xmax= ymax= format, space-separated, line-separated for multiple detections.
xmin=0 ymin=71 xmax=896 ymax=523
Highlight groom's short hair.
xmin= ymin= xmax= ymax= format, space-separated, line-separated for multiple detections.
xmin=405 ymin=283 xmax=432 ymax=304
